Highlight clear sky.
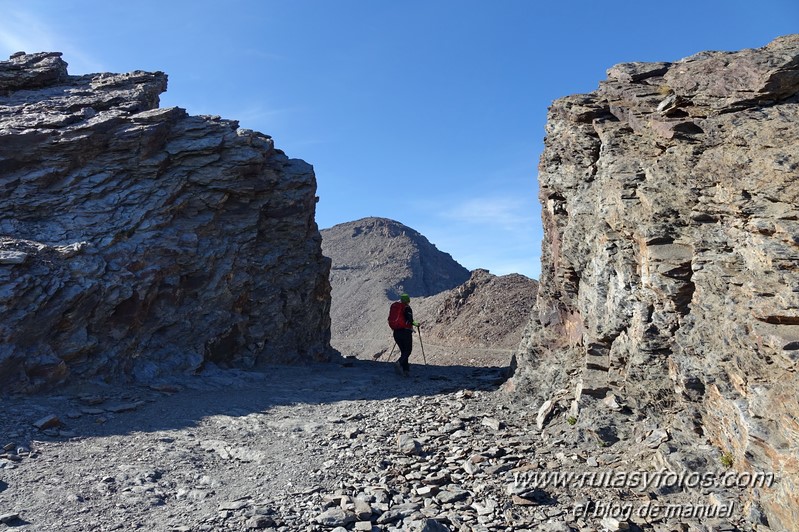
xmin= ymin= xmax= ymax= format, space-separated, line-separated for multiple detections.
xmin=1 ymin=1 xmax=797 ymax=278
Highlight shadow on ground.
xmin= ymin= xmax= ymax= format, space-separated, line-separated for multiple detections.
xmin=3 ymin=358 xmax=510 ymax=442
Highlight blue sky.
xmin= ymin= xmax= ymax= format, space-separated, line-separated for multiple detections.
xmin=1 ymin=1 xmax=797 ymax=278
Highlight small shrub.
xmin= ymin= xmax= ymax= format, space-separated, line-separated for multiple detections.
xmin=567 ymin=416 xmax=577 ymax=426
xmin=720 ymin=452 xmax=734 ymax=469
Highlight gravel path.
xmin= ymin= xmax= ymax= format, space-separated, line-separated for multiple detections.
xmin=1 ymin=360 xmax=755 ymax=531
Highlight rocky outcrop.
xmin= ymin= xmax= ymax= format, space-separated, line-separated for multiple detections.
xmin=0 ymin=52 xmax=332 ymax=392
xmin=513 ymin=35 xmax=799 ymax=528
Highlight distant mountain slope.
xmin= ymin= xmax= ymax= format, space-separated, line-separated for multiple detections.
xmin=322 ymin=217 xmax=470 ymax=298
xmin=416 ymin=268 xmax=536 ymax=351
xmin=321 ymin=217 xmax=537 ymax=366
xmin=321 ymin=217 xmax=470 ymax=346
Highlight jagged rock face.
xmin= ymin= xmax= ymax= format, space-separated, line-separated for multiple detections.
xmin=514 ymin=36 xmax=799 ymax=527
xmin=0 ymin=52 xmax=332 ymax=392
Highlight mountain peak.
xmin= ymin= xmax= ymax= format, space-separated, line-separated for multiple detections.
xmin=322 ymin=217 xmax=469 ymax=299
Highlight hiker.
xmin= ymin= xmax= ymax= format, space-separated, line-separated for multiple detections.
xmin=388 ymin=293 xmax=418 ymax=376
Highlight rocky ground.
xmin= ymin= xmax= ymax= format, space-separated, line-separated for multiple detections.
xmin=0 ymin=360 xmax=765 ymax=532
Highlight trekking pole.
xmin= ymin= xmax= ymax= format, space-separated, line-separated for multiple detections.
xmin=374 ymin=340 xmax=397 ymax=361
xmin=416 ymin=325 xmax=427 ymax=365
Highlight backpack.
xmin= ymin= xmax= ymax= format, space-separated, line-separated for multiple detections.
xmin=388 ymin=301 xmax=409 ymax=330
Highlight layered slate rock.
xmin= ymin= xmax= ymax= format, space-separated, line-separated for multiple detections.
xmin=513 ymin=35 xmax=799 ymax=527
xmin=0 ymin=52 xmax=332 ymax=392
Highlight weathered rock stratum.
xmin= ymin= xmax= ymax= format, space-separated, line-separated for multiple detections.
xmin=513 ymin=35 xmax=799 ymax=529
xmin=0 ymin=52 xmax=332 ymax=393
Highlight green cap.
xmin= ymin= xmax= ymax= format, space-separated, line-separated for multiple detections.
xmin=400 ymin=293 xmax=410 ymax=303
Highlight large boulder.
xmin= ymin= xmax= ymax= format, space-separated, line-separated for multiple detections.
xmin=513 ymin=35 xmax=799 ymax=527
xmin=0 ymin=52 xmax=332 ymax=392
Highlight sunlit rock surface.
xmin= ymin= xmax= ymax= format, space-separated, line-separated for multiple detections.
xmin=514 ymin=35 xmax=799 ymax=528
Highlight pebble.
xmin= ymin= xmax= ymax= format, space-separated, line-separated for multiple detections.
xmin=420 ymin=519 xmax=451 ymax=531
xmin=218 ymin=500 xmax=249 ymax=511
xmin=600 ymin=516 xmax=630 ymax=531
xmin=105 ymin=401 xmax=145 ymax=413
xmin=316 ymin=507 xmax=355 ymax=527
xmin=511 ymin=494 xmax=538 ymax=506
xmin=643 ymin=428 xmax=669 ymax=448
xmin=353 ymin=499 xmax=372 ymax=520
xmin=245 ymin=515 xmax=275 ymax=529
xmin=416 ymin=485 xmax=438 ymax=496
xmin=536 ymin=399 xmax=554 ymax=429
xmin=481 ymin=417 xmax=502 ymax=431
xmin=602 ymin=393 xmax=622 ymax=411
xmin=397 ymin=434 xmax=422 ymax=455
xmin=436 ymin=489 xmax=469 ymax=504
xmin=462 ymin=459 xmax=478 ymax=475
xmin=78 ymin=395 xmax=107 ymax=405
xmin=375 ymin=503 xmax=420 ymax=525
xmin=32 ymin=414 xmax=61 ymax=430
xmin=0 ymin=513 xmax=19 ymax=524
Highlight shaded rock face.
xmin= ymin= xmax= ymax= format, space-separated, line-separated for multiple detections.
xmin=513 ymin=35 xmax=799 ymax=527
xmin=0 ymin=52 xmax=332 ymax=392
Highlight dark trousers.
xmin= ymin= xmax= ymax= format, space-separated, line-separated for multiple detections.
xmin=393 ymin=328 xmax=413 ymax=371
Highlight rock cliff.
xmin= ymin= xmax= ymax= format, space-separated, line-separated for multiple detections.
xmin=513 ymin=35 xmax=799 ymax=528
xmin=0 ymin=52 xmax=332 ymax=392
